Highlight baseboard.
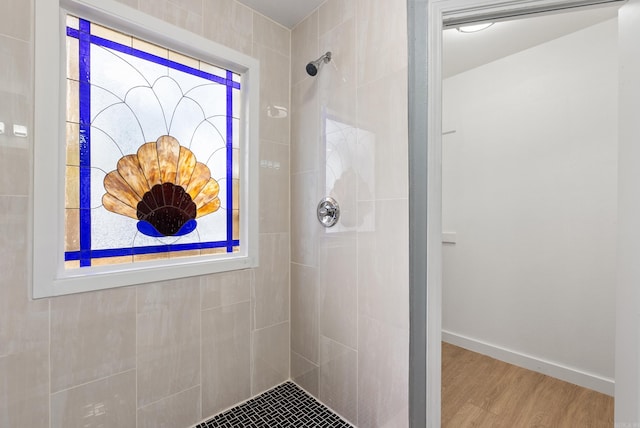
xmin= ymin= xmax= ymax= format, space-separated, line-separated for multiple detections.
xmin=442 ymin=330 xmax=615 ymax=396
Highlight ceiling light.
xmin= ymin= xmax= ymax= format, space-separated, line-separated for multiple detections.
xmin=457 ymin=22 xmax=494 ymax=33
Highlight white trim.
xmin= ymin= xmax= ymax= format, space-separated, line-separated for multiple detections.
xmin=442 ymin=330 xmax=615 ymax=396
xmin=425 ymin=2 xmax=445 ymax=427
xmin=33 ymin=0 xmax=260 ymax=298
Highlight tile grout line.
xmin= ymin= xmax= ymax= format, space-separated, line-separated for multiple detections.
xmin=199 ymin=278 xmax=203 ymax=423
xmin=48 ymin=298 xmax=52 ymax=428
xmin=314 ymin=9 xmax=321 ymax=405
xmin=137 ymin=384 xmax=201 ymax=412
xmin=49 ymin=368 xmax=137 ymax=397
xmin=135 ymin=286 xmax=138 ymax=428
xmin=353 ymin=2 xmax=360 ymax=423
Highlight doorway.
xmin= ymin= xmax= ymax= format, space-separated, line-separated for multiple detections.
xmin=442 ymin=0 xmax=618 ymax=391
xmin=407 ymin=0 xmax=639 ymax=427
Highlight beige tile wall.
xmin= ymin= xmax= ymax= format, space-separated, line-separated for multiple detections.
xmin=1 ymin=0 xmax=410 ymax=425
xmin=289 ymin=0 xmax=409 ymax=427
xmin=0 ymin=0 xmax=290 ymax=426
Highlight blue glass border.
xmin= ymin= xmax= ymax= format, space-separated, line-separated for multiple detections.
xmin=64 ymin=240 xmax=240 ymax=261
xmin=226 ymin=70 xmax=234 ymax=252
xmin=66 ymin=27 xmax=241 ymax=89
xmin=78 ymin=19 xmax=92 ymax=267
xmin=66 ymin=18 xmax=240 ymax=266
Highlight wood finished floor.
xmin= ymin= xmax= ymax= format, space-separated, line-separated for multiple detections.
xmin=441 ymin=342 xmax=614 ymax=428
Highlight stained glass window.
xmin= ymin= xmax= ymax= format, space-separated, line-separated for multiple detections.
xmin=64 ymin=15 xmax=241 ymax=269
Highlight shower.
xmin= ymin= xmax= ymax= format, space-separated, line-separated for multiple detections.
xmin=306 ymin=51 xmax=332 ymax=76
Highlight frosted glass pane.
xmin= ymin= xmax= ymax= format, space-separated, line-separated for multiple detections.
xmin=203 ymin=115 xmax=228 ymax=144
xmin=232 ymin=117 xmax=240 ymax=149
xmin=208 ymin=147 xmax=228 ymax=182
xmin=189 ymin=122 xmax=225 ymax=167
xmin=192 ymin=211 xmax=227 ymax=240
xmin=92 ymin=207 xmax=136 ymax=249
xmin=91 ymin=46 xmax=149 ymax=99
xmin=91 ymin=103 xmax=146 ymax=155
xmin=124 ymin=86 xmax=169 ymax=140
xmin=90 ymin=85 xmax=123 ymax=123
xmin=116 ymin=50 xmax=168 ymax=85
xmin=185 ymin=84 xmax=227 ymax=119
xmin=90 ymin=167 xmax=107 ymax=209
xmin=232 ymin=149 xmax=240 ymax=179
xmin=165 ymin=230 xmax=202 ymax=245
xmin=168 ymin=67 xmax=206 ymax=94
xmin=169 ymin=97 xmax=209 ymax=147
xmin=232 ymin=89 xmax=240 ymax=120
xmin=152 ymin=76 xmax=184 ymax=132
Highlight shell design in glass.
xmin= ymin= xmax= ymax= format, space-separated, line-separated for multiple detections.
xmin=103 ymin=135 xmax=220 ymax=237
xmin=64 ymin=15 xmax=241 ymax=269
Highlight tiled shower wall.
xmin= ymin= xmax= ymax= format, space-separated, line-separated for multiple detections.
xmin=289 ymin=0 xmax=410 ymax=427
xmin=0 ymin=0 xmax=291 ymax=426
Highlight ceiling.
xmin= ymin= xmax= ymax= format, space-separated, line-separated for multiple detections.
xmin=237 ymin=0 xmax=324 ymax=29
xmin=235 ymin=1 xmax=621 ymax=76
xmin=443 ymin=3 xmax=620 ymax=77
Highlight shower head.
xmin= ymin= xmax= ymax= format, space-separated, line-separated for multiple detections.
xmin=306 ymin=51 xmax=332 ymax=76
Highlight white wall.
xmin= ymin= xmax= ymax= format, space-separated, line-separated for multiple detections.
xmin=616 ymin=0 xmax=640 ymax=422
xmin=442 ymin=19 xmax=618 ymax=392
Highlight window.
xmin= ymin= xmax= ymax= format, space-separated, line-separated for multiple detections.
xmin=33 ymin=0 xmax=259 ymax=298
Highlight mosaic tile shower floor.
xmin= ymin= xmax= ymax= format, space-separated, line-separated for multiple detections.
xmin=195 ymin=381 xmax=353 ymax=428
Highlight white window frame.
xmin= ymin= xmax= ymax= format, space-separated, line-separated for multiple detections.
xmin=33 ymin=0 xmax=259 ymax=298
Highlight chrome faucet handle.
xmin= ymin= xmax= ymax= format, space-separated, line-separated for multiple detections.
xmin=317 ymin=197 xmax=340 ymax=228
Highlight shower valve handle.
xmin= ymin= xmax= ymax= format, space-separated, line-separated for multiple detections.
xmin=317 ymin=197 xmax=340 ymax=228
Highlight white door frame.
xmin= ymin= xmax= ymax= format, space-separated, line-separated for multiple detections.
xmin=418 ymin=0 xmax=631 ymax=426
